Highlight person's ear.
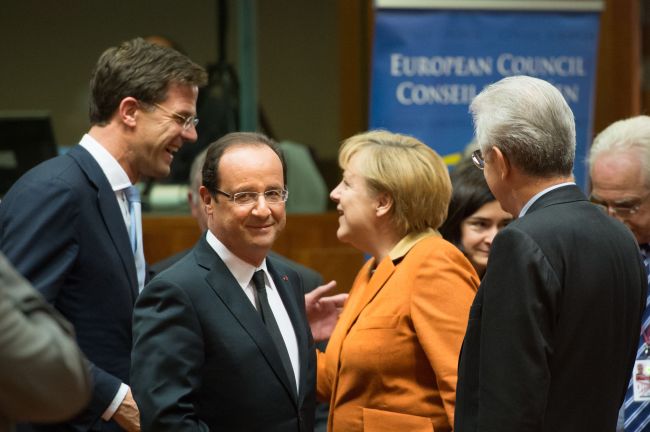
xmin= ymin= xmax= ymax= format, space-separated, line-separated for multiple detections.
xmin=118 ymin=97 xmax=139 ymax=127
xmin=375 ymin=192 xmax=393 ymax=218
xmin=491 ymin=147 xmax=510 ymax=180
xmin=199 ymin=186 xmax=213 ymax=215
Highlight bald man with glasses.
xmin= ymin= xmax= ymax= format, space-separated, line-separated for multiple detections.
xmin=589 ymin=115 xmax=650 ymax=432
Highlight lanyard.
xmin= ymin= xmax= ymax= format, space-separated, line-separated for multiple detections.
xmin=643 ymin=328 xmax=650 ymax=357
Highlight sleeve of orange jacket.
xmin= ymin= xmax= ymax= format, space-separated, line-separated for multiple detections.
xmin=411 ymin=242 xmax=479 ymax=426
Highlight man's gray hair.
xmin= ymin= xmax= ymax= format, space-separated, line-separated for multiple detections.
xmin=588 ymin=115 xmax=650 ymax=188
xmin=470 ymin=75 xmax=576 ymax=177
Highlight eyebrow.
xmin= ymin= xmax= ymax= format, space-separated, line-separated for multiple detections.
xmin=591 ymin=195 xmax=640 ymax=205
xmin=466 ymin=216 xmax=491 ymax=222
xmin=231 ymin=185 xmax=284 ymax=193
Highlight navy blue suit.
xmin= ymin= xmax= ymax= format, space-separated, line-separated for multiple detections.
xmin=131 ymin=235 xmax=316 ymax=431
xmin=0 ymin=145 xmax=137 ymax=431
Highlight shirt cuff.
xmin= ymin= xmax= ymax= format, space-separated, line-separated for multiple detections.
xmin=101 ymin=383 xmax=128 ymax=421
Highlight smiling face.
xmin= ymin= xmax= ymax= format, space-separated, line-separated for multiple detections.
xmin=131 ymin=82 xmax=199 ymax=180
xmin=460 ymin=200 xmax=512 ymax=276
xmin=329 ymin=152 xmax=381 ymax=254
xmin=203 ymin=143 xmax=286 ymax=266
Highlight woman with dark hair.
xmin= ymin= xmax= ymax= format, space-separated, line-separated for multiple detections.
xmin=439 ymin=158 xmax=512 ymax=278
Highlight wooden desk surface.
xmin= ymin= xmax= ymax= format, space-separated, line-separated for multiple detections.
xmin=142 ymin=212 xmax=364 ymax=294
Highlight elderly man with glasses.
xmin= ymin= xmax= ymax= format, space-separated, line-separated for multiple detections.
xmin=589 ymin=115 xmax=650 ymax=432
xmin=454 ymin=76 xmax=646 ymax=432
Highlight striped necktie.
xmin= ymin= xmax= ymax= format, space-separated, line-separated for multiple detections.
xmin=624 ymin=244 xmax=650 ymax=431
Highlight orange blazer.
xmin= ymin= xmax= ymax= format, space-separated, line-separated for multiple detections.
xmin=317 ymin=231 xmax=479 ymax=432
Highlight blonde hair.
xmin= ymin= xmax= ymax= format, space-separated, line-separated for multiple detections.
xmin=338 ymin=130 xmax=451 ymax=235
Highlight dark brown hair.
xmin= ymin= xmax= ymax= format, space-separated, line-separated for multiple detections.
xmin=202 ymin=132 xmax=287 ymax=195
xmin=89 ymin=37 xmax=207 ymax=125
xmin=439 ymin=158 xmax=496 ymax=247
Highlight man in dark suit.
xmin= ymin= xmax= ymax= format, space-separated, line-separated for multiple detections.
xmin=588 ymin=115 xmax=650 ymax=432
xmin=147 ymin=146 xmax=333 ymax=431
xmin=147 ymin=147 xmax=332 ymax=431
xmin=0 ymin=38 xmax=207 ymax=431
xmin=454 ymin=76 xmax=647 ymax=432
xmin=131 ymin=132 xmax=341 ymax=431
xmin=149 ymin=148 xmax=326 ymax=292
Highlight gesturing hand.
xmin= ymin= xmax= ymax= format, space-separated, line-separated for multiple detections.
xmin=304 ymin=281 xmax=348 ymax=342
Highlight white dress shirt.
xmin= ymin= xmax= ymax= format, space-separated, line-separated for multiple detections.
xmin=79 ymin=134 xmax=132 ymax=420
xmin=205 ymin=230 xmax=301 ymax=391
xmin=519 ymin=182 xmax=576 ymax=217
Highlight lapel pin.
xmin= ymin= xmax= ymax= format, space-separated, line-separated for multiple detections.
xmin=282 ymin=275 xmax=288 ymax=281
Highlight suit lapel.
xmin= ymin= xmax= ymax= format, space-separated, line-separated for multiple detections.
xmin=338 ymin=256 xmax=396 ymax=342
xmin=267 ymin=259 xmax=304 ymax=403
xmin=324 ymin=256 xmax=396 ymax=401
xmin=195 ymin=239 xmax=298 ymax=406
xmin=67 ymin=146 xmax=138 ymax=300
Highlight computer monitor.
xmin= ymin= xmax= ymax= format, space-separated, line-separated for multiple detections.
xmin=0 ymin=111 xmax=58 ymax=197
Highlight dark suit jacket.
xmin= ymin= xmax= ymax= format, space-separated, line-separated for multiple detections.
xmin=0 ymin=145 xmax=138 ymax=431
xmin=455 ymin=185 xmax=647 ymax=432
xmin=148 ymin=243 xmax=329 ymax=431
xmin=131 ymin=235 xmax=316 ymax=432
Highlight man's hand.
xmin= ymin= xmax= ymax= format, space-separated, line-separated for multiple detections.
xmin=113 ymin=388 xmax=140 ymax=432
xmin=304 ymin=281 xmax=348 ymax=342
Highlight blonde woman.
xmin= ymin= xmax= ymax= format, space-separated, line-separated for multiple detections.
xmin=318 ymin=130 xmax=479 ymax=431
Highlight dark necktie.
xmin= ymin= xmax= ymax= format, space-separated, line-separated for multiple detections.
xmin=623 ymin=245 xmax=650 ymax=431
xmin=252 ymin=270 xmax=297 ymax=393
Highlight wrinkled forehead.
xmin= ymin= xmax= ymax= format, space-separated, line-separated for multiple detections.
xmin=591 ymin=152 xmax=648 ymax=198
xmin=219 ymin=144 xmax=284 ymax=186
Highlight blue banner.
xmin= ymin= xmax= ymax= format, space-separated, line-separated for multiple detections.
xmin=370 ymin=9 xmax=600 ymax=189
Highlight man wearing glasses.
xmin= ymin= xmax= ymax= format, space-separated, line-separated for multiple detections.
xmin=454 ymin=76 xmax=646 ymax=432
xmin=0 ymin=38 xmax=207 ymax=431
xmin=131 ymin=132 xmax=341 ymax=431
xmin=589 ymin=115 xmax=650 ymax=432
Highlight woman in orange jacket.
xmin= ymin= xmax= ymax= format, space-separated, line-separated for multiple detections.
xmin=318 ymin=130 xmax=479 ymax=431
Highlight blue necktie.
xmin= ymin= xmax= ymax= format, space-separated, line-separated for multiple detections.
xmin=624 ymin=244 xmax=650 ymax=431
xmin=124 ymin=186 xmax=145 ymax=292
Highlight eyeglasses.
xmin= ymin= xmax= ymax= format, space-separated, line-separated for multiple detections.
xmin=589 ymin=193 xmax=650 ymax=217
xmin=471 ymin=149 xmax=485 ymax=170
xmin=215 ymin=189 xmax=289 ymax=206
xmin=152 ymin=103 xmax=199 ymax=130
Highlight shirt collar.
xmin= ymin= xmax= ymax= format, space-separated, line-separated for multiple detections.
xmin=519 ymin=182 xmax=576 ymax=218
xmin=79 ymin=134 xmax=132 ymax=192
xmin=388 ymin=228 xmax=439 ymax=261
xmin=205 ymin=230 xmax=269 ymax=289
